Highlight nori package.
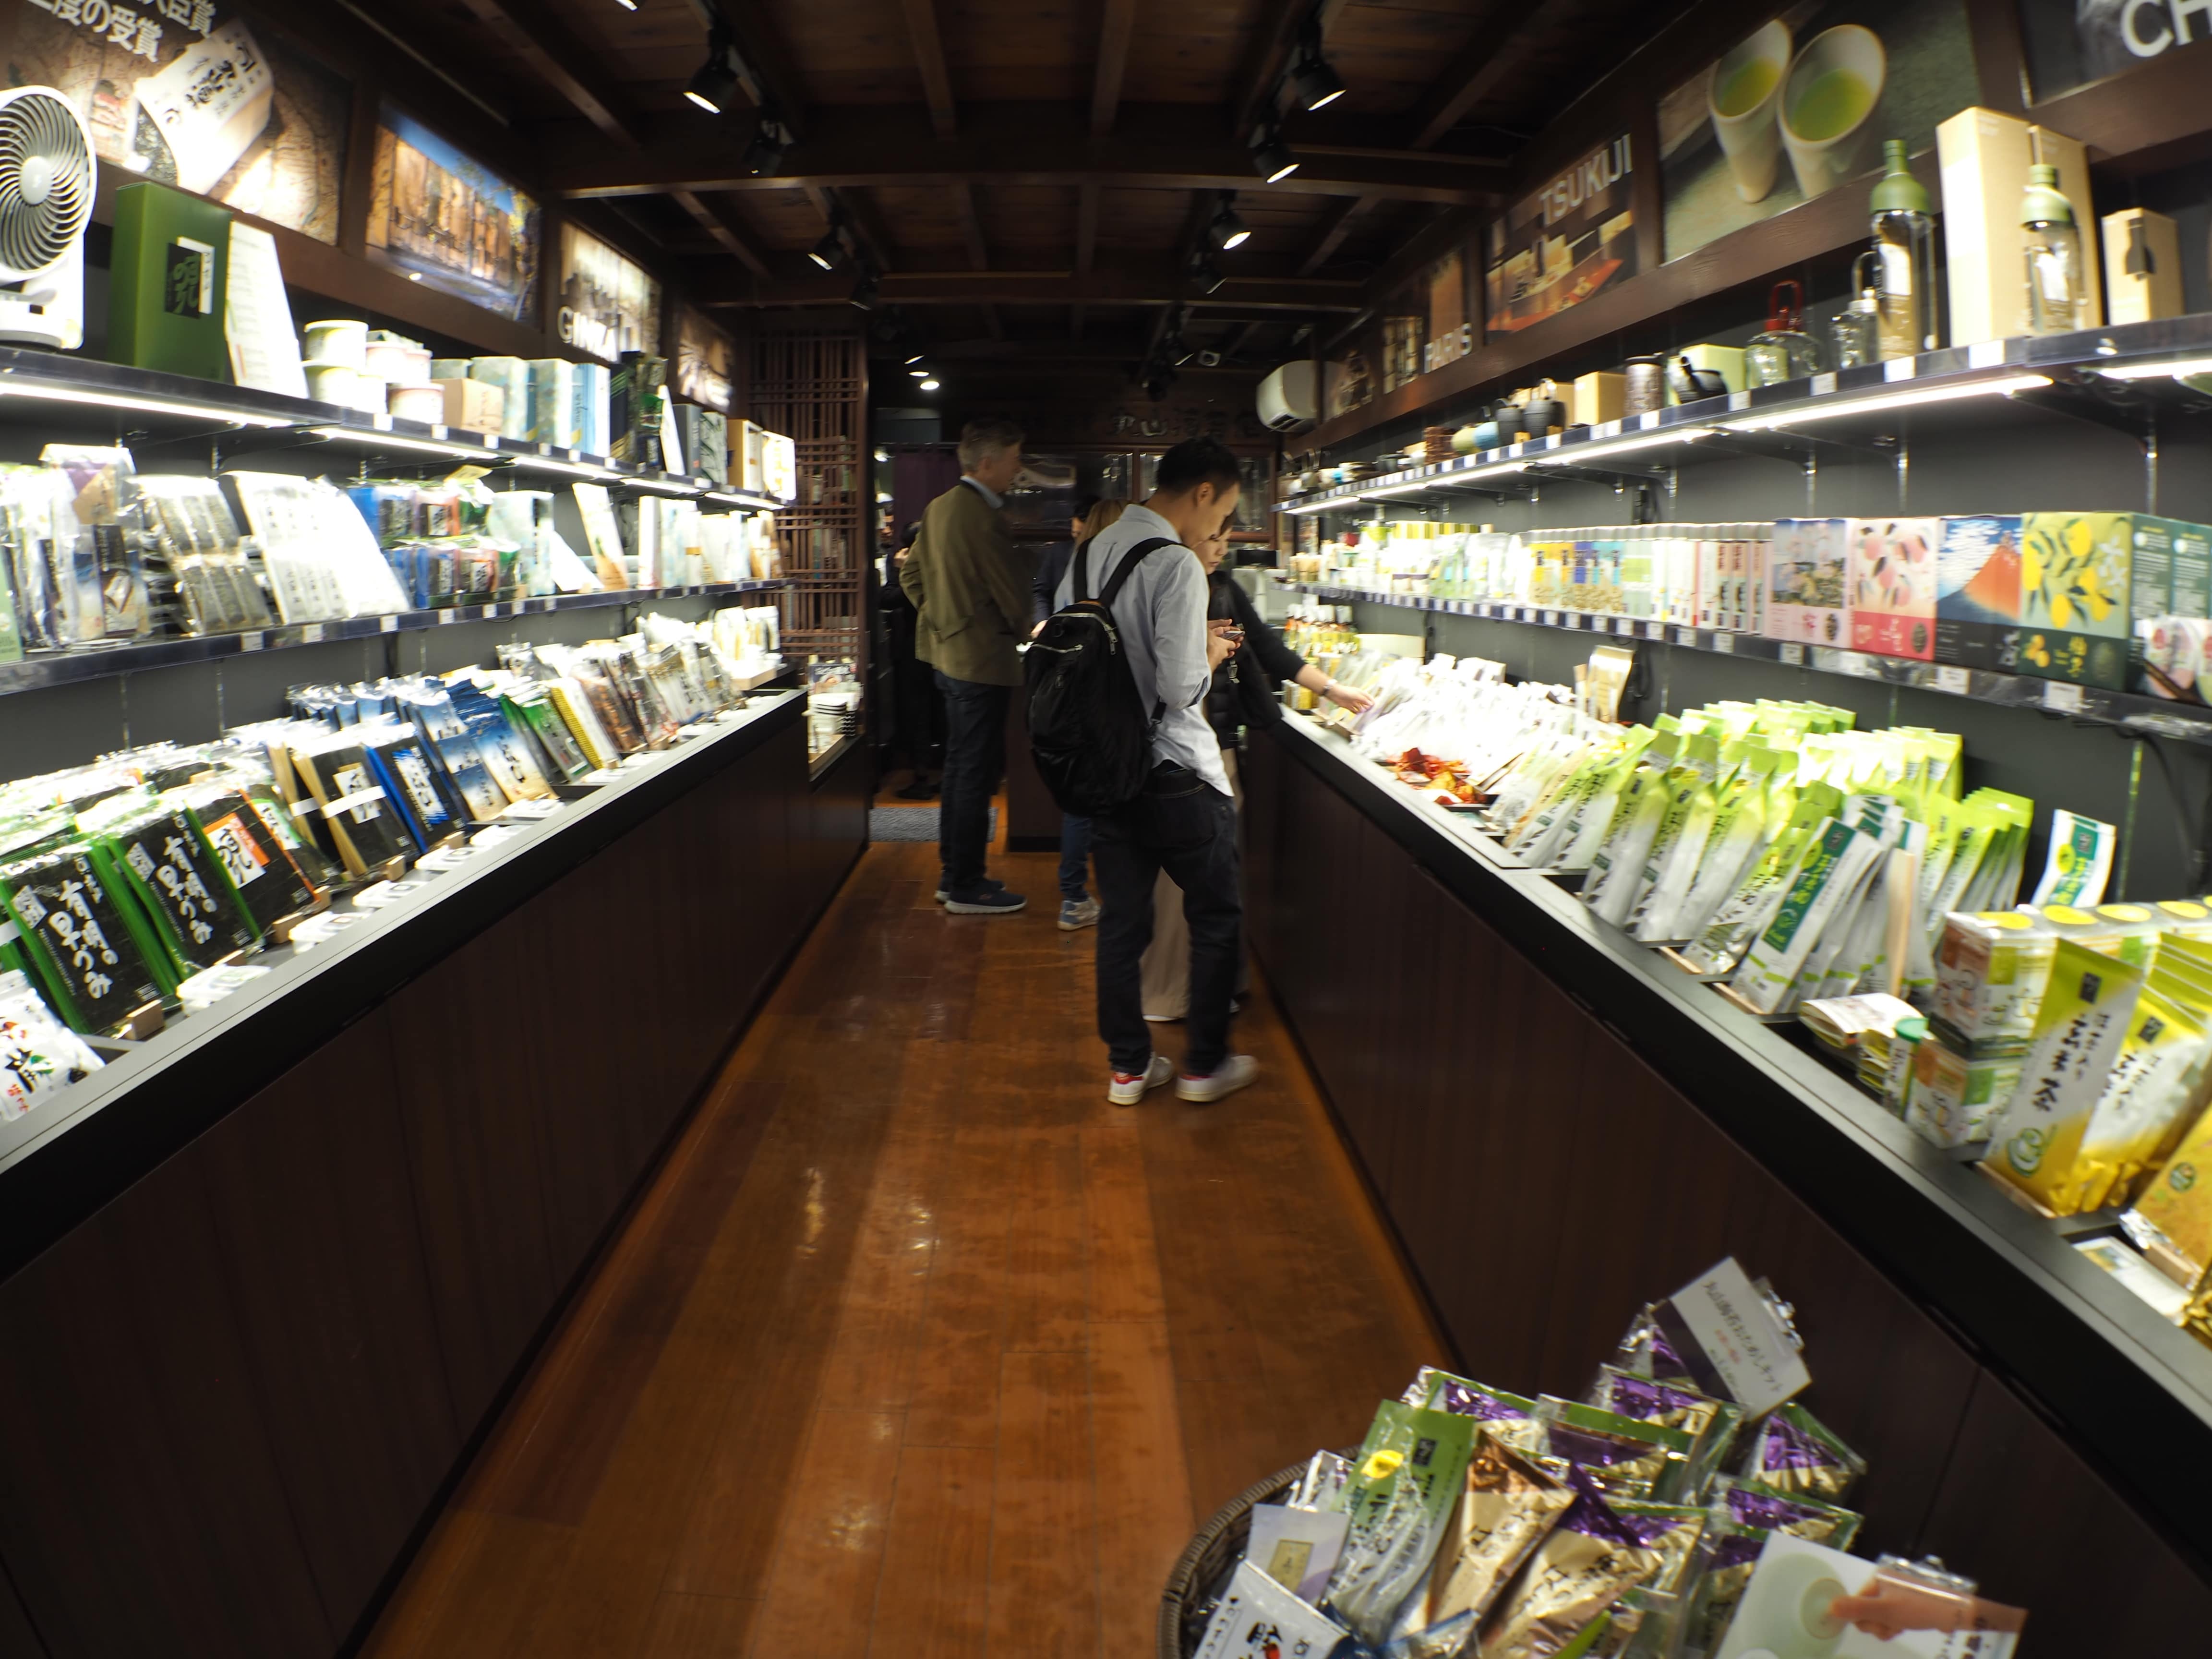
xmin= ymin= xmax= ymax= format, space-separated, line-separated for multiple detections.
xmin=361 ymin=726 xmax=459 ymax=853
xmin=185 ymin=792 xmax=322 ymax=935
xmin=290 ymin=740 xmax=413 ymax=877
xmin=1 ymin=847 xmax=170 ymax=1033
xmin=92 ymin=806 xmax=260 ymax=974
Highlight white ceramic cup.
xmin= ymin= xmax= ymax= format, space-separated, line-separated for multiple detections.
xmin=1707 ymin=20 xmax=1792 ymax=203
xmin=1782 ymin=24 xmax=1887 ymax=201
xmin=387 ymin=383 xmax=444 ymax=423
xmin=302 ymin=360 xmax=358 ymax=407
xmin=302 ymin=318 xmax=367 ymax=370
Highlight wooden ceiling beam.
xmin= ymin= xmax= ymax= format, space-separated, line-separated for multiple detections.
xmin=899 ymin=0 xmax=960 ymax=139
xmin=1092 ymin=0 xmax=1138 ymax=136
xmin=669 ymin=190 xmax=772 ymax=278
xmin=953 ymin=182 xmax=990 ymax=270
xmin=692 ymin=267 xmax=1362 ymax=311
xmin=546 ymin=107 xmax=1501 ymax=204
xmin=1297 ymin=193 xmax=1376 ymax=276
xmin=1400 ymin=1 xmax=1531 ymax=152
xmin=453 ymin=0 xmax=644 ymax=146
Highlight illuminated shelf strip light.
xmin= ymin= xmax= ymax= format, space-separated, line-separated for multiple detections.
xmin=307 ymin=425 xmax=498 ymax=460
xmin=1723 ymin=374 xmax=2051 ymax=431
xmin=1541 ymin=426 xmax=1717 ymax=465
xmin=627 ymin=475 xmax=702 ymax=496
xmin=703 ymin=489 xmax=778 ymax=507
xmin=0 ymin=382 xmax=296 ymax=428
xmin=2093 ymin=355 xmax=2212 ymax=381
xmin=513 ymin=453 xmax=624 ymax=481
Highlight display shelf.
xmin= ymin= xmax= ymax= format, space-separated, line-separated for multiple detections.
xmin=1277 ymin=313 xmax=2212 ymax=515
xmin=0 ymin=690 xmax=804 ymax=1281
xmin=1283 ymin=579 xmax=2212 ymax=743
xmin=0 ymin=580 xmax=791 ymax=700
xmin=0 ymin=346 xmax=790 ymax=509
xmin=1268 ymin=709 xmax=2212 ymax=1575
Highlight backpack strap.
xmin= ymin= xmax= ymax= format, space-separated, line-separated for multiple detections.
xmin=1097 ymin=537 xmax=1178 ymax=609
xmin=1071 ymin=534 xmax=1096 ymax=603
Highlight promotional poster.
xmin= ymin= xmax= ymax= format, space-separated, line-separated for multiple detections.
xmin=1484 ymin=133 xmax=1637 ymax=336
xmin=2 ymin=2 xmax=347 ymax=242
xmin=559 ymin=223 xmax=661 ymax=364
xmin=365 ymin=106 xmax=541 ymax=325
xmin=673 ymin=305 xmax=734 ymax=414
xmin=1659 ymin=0 xmax=1977 ymax=261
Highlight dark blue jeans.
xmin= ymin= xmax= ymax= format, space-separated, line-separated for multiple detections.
xmin=1094 ymin=763 xmax=1240 ymax=1076
xmin=1059 ymin=814 xmax=1093 ymax=901
xmin=934 ymin=671 xmax=1009 ymax=898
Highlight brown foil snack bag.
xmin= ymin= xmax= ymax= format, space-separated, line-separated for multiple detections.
xmin=1479 ymin=1472 xmax=1663 ymax=1659
xmin=1430 ymin=1433 xmax=1575 ymax=1628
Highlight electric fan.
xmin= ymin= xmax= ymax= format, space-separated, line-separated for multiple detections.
xmin=0 ymin=87 xmax=93 ymax=351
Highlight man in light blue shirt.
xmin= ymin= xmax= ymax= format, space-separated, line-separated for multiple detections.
xmin=1055 ymin=438 xmax=1256 ymax=1107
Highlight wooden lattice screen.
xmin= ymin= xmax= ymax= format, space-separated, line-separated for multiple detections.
xmin=747 ymin=331 xmax=869 ymax=672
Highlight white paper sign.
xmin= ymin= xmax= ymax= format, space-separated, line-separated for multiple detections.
xmin=225 ymin=223 xmax=308 ymax=398
xmin=1659 ymin=1256 xmax=1810 ymax=1417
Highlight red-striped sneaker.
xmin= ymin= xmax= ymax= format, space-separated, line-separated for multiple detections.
xmin=1177 ymin=1054 xmax=1258 ymax=1104
xmin=1107 ymin=1055 xmax=1173 ymax=1106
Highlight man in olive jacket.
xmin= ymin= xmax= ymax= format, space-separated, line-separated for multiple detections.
xmin=899 ymin=418 xmax=1032 ymax=914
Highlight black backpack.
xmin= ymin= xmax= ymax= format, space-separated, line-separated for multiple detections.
xmin=1025 ymin=536 xmax=1177 ymax=816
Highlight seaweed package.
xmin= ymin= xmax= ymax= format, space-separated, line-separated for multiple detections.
xmin=0 ymin=969 xmax=102 ymax=1121
xmin=91 ymin=805 xmax=260 ymax=974
xmin=1 ymin=847 xmax=169 ymax=1034
xmin=1324 ymin=1401 xmax=1478 ymax=1647
xmin=180 ymin=791 xmax=321 ymax=935
xmin=1587 ymin=1367 xmax=1744 ymax=1498
xmin=448 ymin=680 xmax=553 ymax=802
xmin=396 ymin=686 xmax=508 ymax=823
xmin=41 ymin=445 xmax=153 ymax=639
xmin=1407 ymin=1369 xmax=1549 ymax=1459
xmin=1425 ymin=1433 xmax=1575 ymax=1632
xmin=361 ymin=723 xmax=460 ymax=854
xmin=289 ymin=734 xmax=414 ymax=878
xmin=1537 ymin=1398 xmax=1695 ymax=1504
xmin=1731 ymin=1403 xmax=1864 ymax=1504
xmin=502 ymin=688 xmax=591 ymax=784
xmin=1476 ymin=1470 xmax=1667 ymax=1659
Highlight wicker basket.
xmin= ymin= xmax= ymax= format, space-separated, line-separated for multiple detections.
xmin=1158 ymin=1449 xmax=1358 ymax=1658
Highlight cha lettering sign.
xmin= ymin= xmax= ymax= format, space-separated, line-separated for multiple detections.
xmin=2019 ymin=0 xmax=2212 ymax=98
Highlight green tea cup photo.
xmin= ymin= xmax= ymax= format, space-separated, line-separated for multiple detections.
xmin=1781 ymin=24 xmax=1887 ymax=199
xmin=1707 ymin=18 xmax=1793 ymax=202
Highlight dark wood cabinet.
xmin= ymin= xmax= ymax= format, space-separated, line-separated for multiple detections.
xmin=1246 ymin=723 xmax=2212 ymax=1648
xmin=0 ymin=698 xmax=865 ymax=1659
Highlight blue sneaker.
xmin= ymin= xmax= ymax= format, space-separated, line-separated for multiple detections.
xmin=944 ymin=887 xmax=1026 ymax=915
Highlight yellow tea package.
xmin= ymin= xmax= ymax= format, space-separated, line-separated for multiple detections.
xmin=2126 ymin=1104 xmax=2212 ymax=1288
xmin=1905 ymin=1033 xmax=2024 ymax=1149
xmin=1982 ymin=939 xmax=2147 ymax=1214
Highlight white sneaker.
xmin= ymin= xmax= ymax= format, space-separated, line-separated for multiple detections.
xmin=1177 ymin=1054 xmax=1258 ymax=1104
xmin=1107 ymin=1054 xmax=1173 ymax=1106
xmin=1058 ymin=897 xmax=1101 ymax=931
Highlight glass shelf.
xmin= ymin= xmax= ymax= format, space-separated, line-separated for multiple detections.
xmin=1277 ymin=313 xmax=2212 ymax=515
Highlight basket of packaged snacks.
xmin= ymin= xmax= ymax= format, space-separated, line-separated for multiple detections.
xmin=1161 ymin=1260 xmax=2028 ymax=1659
xmin=1159 ymin=1452 xmax=1353 ymax=1659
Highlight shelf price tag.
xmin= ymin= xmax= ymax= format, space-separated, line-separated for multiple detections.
xmin=1644 ymin=621 xmax=1665 ymax=641
xmin=1565 ymin=612 xmax=1582 ymax=629
xmin=1779 ymin=642 xmax=1805 ymax=666
xmin=1934 ymin=665 xmax=1970 ymax=695
xmin=1711 ymin=632 xmax=1734 ymax=654
xmin=301 ymin=623 xmax=325 ymax=644
xmin=2044 ymin=680 xmax=2084 ymax=713
xmin=1543 ymin=609 xmax=1559 ymax=626
xmin=1615 ymin=616 xmax=1635 ymax=637
xmin=1674 ymin=627 xmax=1697 ymax=648
xmin=240 ymin=631 xmax=264 ymax=652
xmin=379 ymin=615 xmax=398 ymax=633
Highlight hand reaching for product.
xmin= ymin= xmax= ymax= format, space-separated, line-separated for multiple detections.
xmin=1325 ymin=683 xmax=1374 ymax=714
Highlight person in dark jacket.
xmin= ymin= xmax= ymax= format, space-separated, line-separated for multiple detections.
xmin=881 ymin=520 xmax=943 ymax=799
xmin=1139 ymin=535 xmax=1373 ymax=1021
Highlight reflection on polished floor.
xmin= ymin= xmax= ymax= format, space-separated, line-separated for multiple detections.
xmin=362 ymin=838 xmax=1441 ymax=1658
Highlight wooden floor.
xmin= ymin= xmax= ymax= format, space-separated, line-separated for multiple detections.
xmin=362 ymin=837 xmax=1443 ymax=1659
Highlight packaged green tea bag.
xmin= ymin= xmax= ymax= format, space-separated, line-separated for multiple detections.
xmin=1326 ymin=1401 xmax=1478 ymax=1646
xmin=1731 ymin=819 xmax=1888 ymax=1015
xmin=2031 ymin=807 xmax=2116 ymax=908
xmin=1536 ymin=1397 xmax=1695 ymax=1504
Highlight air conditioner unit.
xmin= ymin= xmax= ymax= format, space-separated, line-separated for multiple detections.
xmin=1256 ymin=361 xmax=1319 ymax=431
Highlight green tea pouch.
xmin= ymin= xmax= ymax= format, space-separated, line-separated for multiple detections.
xmin=2031 ymin=807 xmax=2116 ymax=907
xmin=1587 ymin=735 xmax=1679 ymax=926
xmin=1587 ymin=1366 xmax=1744 ymax=1498
xmin=1678 ymin=785 xmax=1839 ymax=976
xmin=1731 ymin=1403 xmax=1865 ymax=1503
xmin=1670 ymin=745 xmax=1782 ymax=944
xmin=1983 ymin=938 xmax=2147 ymax=1212
xmin=1476 ymin=1471 xmax=1666 ymax=1659
xmin=1425 ymin=1433 xmax=1575 ymax=1630
xmin=1327 ymin=1401 xmax=1478 ymax=1646
xmin=2064 ymin=983 xmax=2212 ymax=1211
xmin=1630 ymin=736 xmax=1724 ymax=942
xmin=1731 ymin=818 xmax=1888 ymax=1014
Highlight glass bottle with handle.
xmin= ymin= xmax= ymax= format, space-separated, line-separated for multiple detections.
xmin=1870 ymin=138 xmax=1938 ymax=356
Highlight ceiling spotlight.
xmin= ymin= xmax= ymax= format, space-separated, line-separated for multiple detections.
xmin=908 ymin=366 xmax=930 ymax=377
xmin=809 ymin=228 xmax=847 ymax=270
xmin=1290 ymin=43 xmax=1346 ymax=111
xmin=903 ymin=352 xmax=925 ymax=365
xmin=1251 ymin=128 xmax=1298 ymax=184
xmin=1193 ymin=256 xmax=1226 ymax=294
xmin=1209 ymin=200 xmax=1250 ymax=251
xmin=615 ymin=0 xmax=637 ymax=9
xmin=849 ymin=265 xmax=881 ymax=309
xmin=685 ymin=37 xmax=738 ymax=114
xmin=742 ymin=119 xmax=788 ymax=177
xmin=918 ymin=378 xmax=940 ymax=391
